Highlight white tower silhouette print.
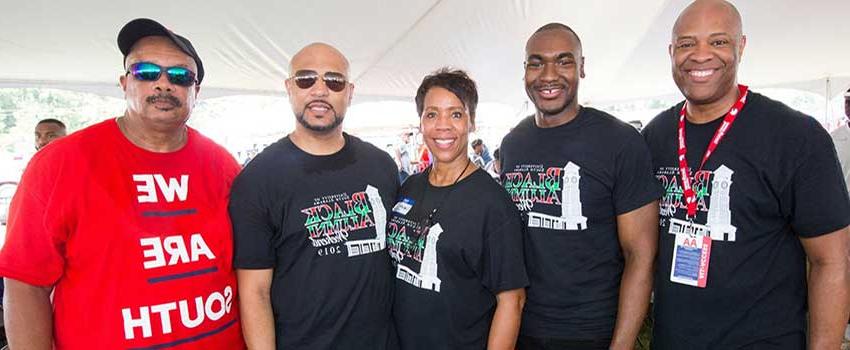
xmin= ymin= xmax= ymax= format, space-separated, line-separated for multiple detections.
xmin=346 ymin=185 xmax=386 ymax=256
xmin=706 ymin=165 xmax=737 ymax=241
xmin=561 ymin=162 xmax=588 ymax=230
xmin=419 ymin=224 xmax=443 ymax=292
xmin=527 ymin=162 xmax=588 ymax=230
xmin=394 ymin=223 xmax=444 ymax=292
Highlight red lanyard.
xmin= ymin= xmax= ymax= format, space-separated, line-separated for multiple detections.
xmin=678 ymin=84 xmax=749 ymax=218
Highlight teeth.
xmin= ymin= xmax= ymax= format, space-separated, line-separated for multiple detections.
xmin=690 ymin=70 xmax=714 ymax=78
xmin=539 ymin=88 xmax=562 ymax=96
xmin=435 ymin=139 xmax=453 ymax=145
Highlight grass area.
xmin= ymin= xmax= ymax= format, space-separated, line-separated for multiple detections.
xmin=636 ymin=314 xmax=653 ymax=350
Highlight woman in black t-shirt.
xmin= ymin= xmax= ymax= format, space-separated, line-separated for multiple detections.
xmin=387 ymin=68 xmax=529 ymax=350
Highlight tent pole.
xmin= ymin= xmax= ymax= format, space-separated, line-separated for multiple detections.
xmin=825 ymin=76 xmax=832 ymax=127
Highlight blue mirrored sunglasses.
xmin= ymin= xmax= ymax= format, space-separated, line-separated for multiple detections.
xmin=127 ymin=62 xmax=197 ymax=87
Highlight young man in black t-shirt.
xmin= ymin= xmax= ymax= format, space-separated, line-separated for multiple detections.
xmin=643 ymin=1 xmax=850 ymax=349
xmin=500 ymin=23 xmax=662 ymax=350
xmin=230 ymin=43 xmax=399 ymax=350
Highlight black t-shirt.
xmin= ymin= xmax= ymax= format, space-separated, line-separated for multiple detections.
xmin=499 ymin=107 xmax=663 ymax=340
xmin=388 ymin=168 xmax=528 ymax=350
xmin=229 ymin=133 xmax=400 ymax=350
xmin=642 ymin=92 xmax=850 ymax=349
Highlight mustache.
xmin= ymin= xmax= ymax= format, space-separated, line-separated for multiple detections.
xmin=146 ymin=94 xmax=181 ymax=107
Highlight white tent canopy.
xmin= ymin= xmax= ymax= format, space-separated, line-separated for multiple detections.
xmin=2 ymin=0 xmax=849 ymax=107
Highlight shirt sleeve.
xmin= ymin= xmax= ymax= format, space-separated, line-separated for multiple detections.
xmin=480 ymin=196 xmax=529 ymax=293
xmin=0 ymin=152 xmax=68 ymax=286
xmin=221 ymin=150 xmax=242 ymax=188
xmin=613 ymin=129 xmax=664 ymax=215
xmin=229 ymin=165 xmax=278 ymax=269
xmin=783 ymin=119 xmax=850 ymax=237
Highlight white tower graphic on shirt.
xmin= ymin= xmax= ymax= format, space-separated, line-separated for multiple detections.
xmin=346 ymin=185 xmax=387 ymax=256
xmin=395 ymin=223 xmax=444 ymax=292
xmin=528 ymin=162 xmax=588 ymax=230
xmin=419 ymin=224 xmax=443 ymax=292
xmin=706 ymin=165 xmax=737 ymax=241
xmin=561 ymin=162 xmax=588 ymax=228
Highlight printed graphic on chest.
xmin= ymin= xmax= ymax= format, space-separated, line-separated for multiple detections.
xmin=125 ymin=173 xmax=237 ymax=341
xmin=387 ymin=216 xmax=428 ymax=263
xmin=387 ymin=216 xmax=443 ymax=292
xmin=503 ymin=162 xmax=587 ymax=230
xmin=656 ymin=165 xmax=737 ymax=241
xmin=134 ymin=174 xmax=189 ymax=203
xmin=301 ymin=185 xmax=387 ymax=257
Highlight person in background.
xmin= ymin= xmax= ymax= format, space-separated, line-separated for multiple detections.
xmin=417 ymin=141 xmax=432 ymax=173
xmin=395 ymin=131 xmax=416 ymax=182
xmin=470 ymin=138 xmax=492 ymax=169
xmin=34 ymin=118 xmax=67 ymax=150
xmin=486 ymin=148 xmax=501 ymax=180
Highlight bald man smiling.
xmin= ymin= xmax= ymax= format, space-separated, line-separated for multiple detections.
xmin=642 ymin=1 xmax=850 ymax=348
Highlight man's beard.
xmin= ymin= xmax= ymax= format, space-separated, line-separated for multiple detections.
xmin=296 ymin=109 xmax=344 ymax=133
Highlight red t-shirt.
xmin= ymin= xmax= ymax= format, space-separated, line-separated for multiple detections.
xmin=0 ymin=119 xmax=245 ymax=349
xmin=417 ymin=145 xmax=431 ymax=173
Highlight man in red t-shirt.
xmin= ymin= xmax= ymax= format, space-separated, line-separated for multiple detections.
xmin=0 ymin=18 xmax=245 ymax=349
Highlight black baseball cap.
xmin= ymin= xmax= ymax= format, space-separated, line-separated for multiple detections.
xmin=118 ymin=18 xmax=204 ymax=84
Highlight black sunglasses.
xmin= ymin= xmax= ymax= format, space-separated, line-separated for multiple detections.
xmin=127 ymin=62 xmax=197 ymax=87
xmin=292 ymin=69 xmax=348 ymax=92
